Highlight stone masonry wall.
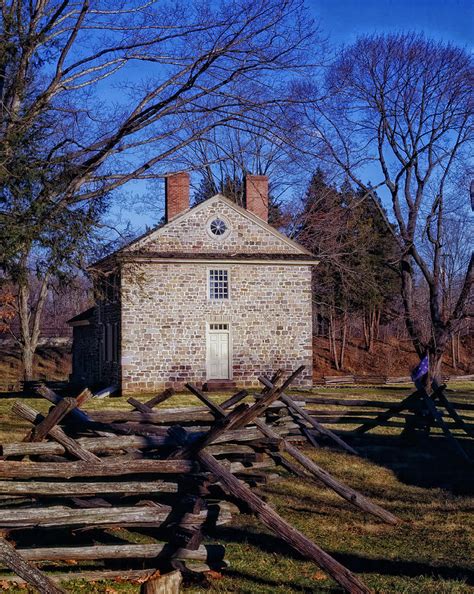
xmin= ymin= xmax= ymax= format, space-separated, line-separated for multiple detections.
xmin=129 ymin=198 xmax=302 ymax=255
xmin=120 ymin=262 xmax=313 ymax=394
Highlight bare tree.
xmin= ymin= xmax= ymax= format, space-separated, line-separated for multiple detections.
xmin=0 ymin=0 xmax=317 ymax=378
xmin=302 ymin=33 xmax=473 ymax=380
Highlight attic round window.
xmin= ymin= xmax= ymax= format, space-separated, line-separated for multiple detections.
xmin=210 ymin=218 xmax=227 ymax=236
xmin=206 ymin=216 xmax=231 ymax=240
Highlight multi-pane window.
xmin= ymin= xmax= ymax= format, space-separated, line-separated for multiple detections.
xmin=209 ymin=269 xmax=229 ymax=300
xmin=209 ymin=323 xmax=229 ymax=330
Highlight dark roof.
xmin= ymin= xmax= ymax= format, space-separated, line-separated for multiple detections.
xmin=95 ymin=251 xmax=317 ymax=266
xmin=67 ymin=307 xmax=95 ymax=325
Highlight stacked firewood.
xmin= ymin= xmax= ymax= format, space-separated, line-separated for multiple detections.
xmin=0 ymin=367 xmax=399 ymax=593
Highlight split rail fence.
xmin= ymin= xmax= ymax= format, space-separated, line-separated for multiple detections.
xmin=316 ymin=374 xmax=474 ymax=386
xmin=301 ymin=391 xmax=474 ymax=435
xmin=0 ymin=366 xmax=406 ymax=594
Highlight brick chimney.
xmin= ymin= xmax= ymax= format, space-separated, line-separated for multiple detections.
xmin=245 ymin=175 xmax=268 ymax=222
xmin=165 ymin=172 xmax=190 ymax=222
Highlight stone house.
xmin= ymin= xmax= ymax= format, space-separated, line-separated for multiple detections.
xmin=68 ymin=173 xmax=317 ymax=394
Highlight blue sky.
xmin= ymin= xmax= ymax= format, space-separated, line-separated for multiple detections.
xmin=309 ymin=0 xmax=472 ymax=48
xmin=111 ymin=0 xmax=473 ymax=233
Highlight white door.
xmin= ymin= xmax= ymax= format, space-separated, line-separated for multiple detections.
xmin=207 ymin=324 xmax=230 ymax=379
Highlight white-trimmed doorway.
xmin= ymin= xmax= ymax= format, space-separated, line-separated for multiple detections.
xmin=206 ymin=322 xmax=231 ymax=380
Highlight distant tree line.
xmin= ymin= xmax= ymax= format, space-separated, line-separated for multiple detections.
xmin=0 ymin=1 xmax=472 ymax=381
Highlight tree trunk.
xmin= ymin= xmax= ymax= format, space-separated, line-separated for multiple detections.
xmin=362 ymin=314 xmax=369 ymax=352
xmin=427 ymin=325 xmax=450 ymax=384
xmin=329 ymin=311 xmax=339 ymax=371
xmin=339 ymin=312 xmax=347 ymax=370
xmin=429 ymin=352 xmax=444 ymax=385
xmin=16 ymin=261 xmax=51 ymax=381
xmin=375 ymin=308 xmax=381 ymax=340
xmin=363 ymin=308 xmax=376 ymax=353
xmin=22 ymin=345 xmax=35 ymax=381
xmin=400 ymin=255 xmax=425 ymax=359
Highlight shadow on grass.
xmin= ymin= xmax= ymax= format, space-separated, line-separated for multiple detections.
xmin=220 ymin=567 xmax=334 ymax=592
xmin=214 ymin=526 xmax=474 ymax=586
xmin=337 ymin=431 xmax=474 ymax=494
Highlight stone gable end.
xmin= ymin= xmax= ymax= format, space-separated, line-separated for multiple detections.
xmin=128 ymin=198 xmax=304 ymax=255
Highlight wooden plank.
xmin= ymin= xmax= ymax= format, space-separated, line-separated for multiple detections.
xmin=0 ymin=505 xmax=216 ymax=529
xmin=0 ymin=568 xmax=157 ymax=585
xmin=197 ymin=450 xmax=370 ymax=593
xmin=36 ymin=385 xmax=92 ymax=425
xmin=432 ymin=381 xmax=474 ymax=437
xmin=231 ymin=366 xmax=305 ymax=430
xmin=220 ymin=389 xmax=248 ymax=410
xmin=415 ymin=381 xmax=472 ymax=464
xmin=75 ymin=388 xmax=93 ymax=407
xmin=2 ymin=435 xmax=168 ymax=458
xmin=23 ymin=397 xmax=78 ymax=443
xmin=1 ymin=428 xmax=276 ymax=458
xmin=12 ymin=402 xmax=101 ymax=463
xmin=269 ymin=453 xmax=311 ymax=479
xmin=87 ymin=409 xmax=215 ymax=424
xmin=0 ymin=537 xmax=64 ymax=594
xmin=305 ymin=397 xmax=405 ymax=407
xmin=18 ymin=543 xmax=224 ymax=562
xmin=323 ymin=375 xmax=355 ymax=384
xmin=279 ymin=392 xmax=357 ymax=455
xmin=0 ymin=459 xmax=195 ymax=479
xmin=0 ymin=480 xmax=179 ymax=496
xmin=253 ymin=417 xmax=399 ymax=525
xmin=354 ymin=390 xmax=421 ymax=434
xmin=173 ymin=368 xmax=304 ymax=458
xmin=34 ymin=385 xmax=118 ymax=438
xmin=127 ymin=390 xmax=177 ymax=413
xmin=186 ymin=376 xmax=398 ymax=525
xmin=287 ymin=409 xmax=320 ymax=449
xmin=144 ymin=388 xmax=175 ymax=409
xmin=127 ymin=396 xmax=152 ymax=413
xmin=169 ymin=403 xmax=251 ymax=458
xmin=185 ymin=384 xmax=225 ymax=417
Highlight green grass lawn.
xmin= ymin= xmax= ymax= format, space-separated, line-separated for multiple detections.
xmin=0 ymin=384 xmax=473 ymax=593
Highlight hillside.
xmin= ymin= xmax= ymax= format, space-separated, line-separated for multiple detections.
xmin=0 ymin=343 xmax=71 ymax=390
xmin=312 ymin=335 xmax=473 ymax=379
xmin=0 ymin=336 xmax=472 ymax=390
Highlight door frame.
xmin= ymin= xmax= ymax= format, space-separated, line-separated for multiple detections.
xmin=206 ymin=321 xmax=232 ymax=380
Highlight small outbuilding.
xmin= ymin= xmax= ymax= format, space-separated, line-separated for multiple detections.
xmin=68 ymin=173 xmax=317 ymax=393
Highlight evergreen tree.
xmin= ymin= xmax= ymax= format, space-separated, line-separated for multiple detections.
xmin=193 ymin=173 xmax=218 ymax=205
xmin=297 ymin=169 xmax=400 ymax=367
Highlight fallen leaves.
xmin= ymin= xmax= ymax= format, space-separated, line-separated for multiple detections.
xmin=312 ymin=570 xmax=327 ymax=581
xmin=205 ymin=570 xmax=223 ymax=580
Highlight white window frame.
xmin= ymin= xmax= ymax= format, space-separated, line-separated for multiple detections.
xmin=207 ymin=267 xmax=231 ymax=301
